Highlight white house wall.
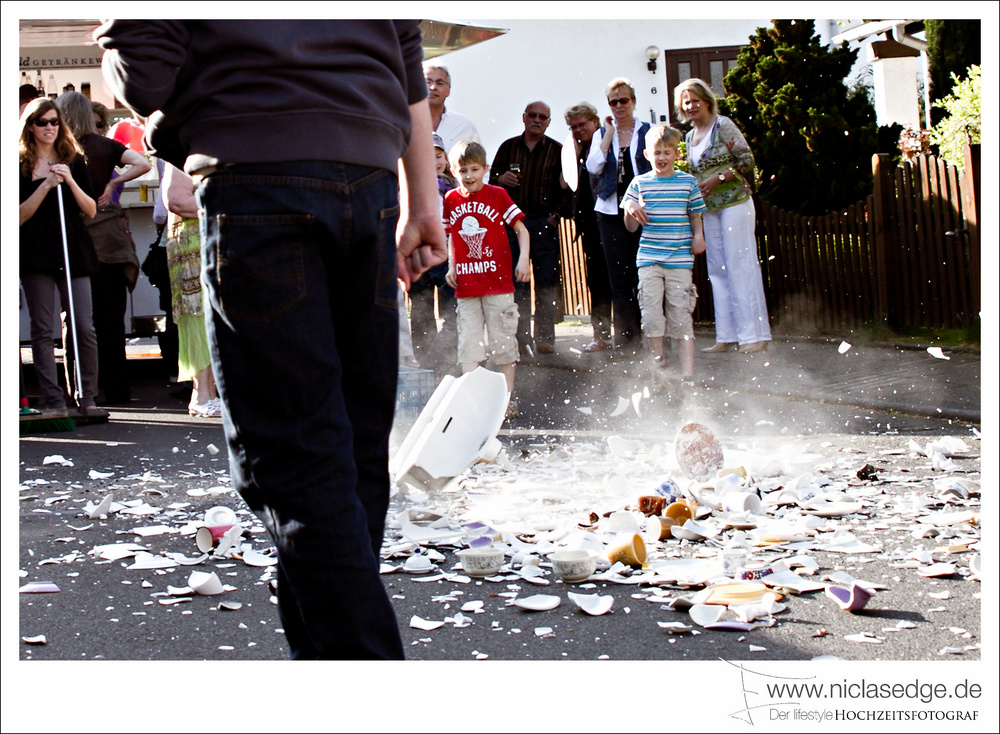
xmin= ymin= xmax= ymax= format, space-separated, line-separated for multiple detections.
xmin=430 ymin=18 xmax=844 ymax=160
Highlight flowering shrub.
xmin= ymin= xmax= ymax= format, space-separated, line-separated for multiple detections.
xmin=898 ymin=126 xmax=932 ymax=162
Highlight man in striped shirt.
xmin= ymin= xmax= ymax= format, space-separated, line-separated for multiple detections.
xmin=622 ymin=124 xmax=706 ymax=384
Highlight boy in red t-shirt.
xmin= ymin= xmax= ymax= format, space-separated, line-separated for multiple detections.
xmin=443 ymin=140 xmax=530 ymax=418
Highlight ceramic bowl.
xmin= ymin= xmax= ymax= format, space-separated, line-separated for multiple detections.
xmin=457 ymin=546 xmax=505 ymax=578
xmin=549 ymin=549 xmax=598 ymax=583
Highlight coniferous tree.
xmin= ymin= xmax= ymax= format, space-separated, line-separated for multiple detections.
xmin=925 ymin=20 xmax=981 ymax=127
xmin=721 ymin=19 xmax=883 ymax=216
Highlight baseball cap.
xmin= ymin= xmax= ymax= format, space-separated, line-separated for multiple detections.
xmin=432 ymin=132 xmax=446 ymax=151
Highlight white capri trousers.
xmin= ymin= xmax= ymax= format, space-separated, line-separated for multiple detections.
xmin=703 ymin=197 xmax=771 ymax=346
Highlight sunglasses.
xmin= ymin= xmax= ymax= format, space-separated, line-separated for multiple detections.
xmin=95 ymin=122 xmax=105 ymax=129
xmin=33 ymin=118 xmax=60 ymax=127
xmin=608 ymin=97 xmax=632 ymax=107
xmin=525 ymin=112 xmax=550 ymax=120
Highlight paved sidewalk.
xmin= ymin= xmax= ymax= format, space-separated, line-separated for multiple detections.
xmin=521 ymin=321 xmax=982 ymax=425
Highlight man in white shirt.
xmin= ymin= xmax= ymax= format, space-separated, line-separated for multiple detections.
xmin=424 ymin=61 xmax=480 ymax=154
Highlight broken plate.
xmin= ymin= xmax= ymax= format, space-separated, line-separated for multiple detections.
xmin=510 ymin=594 xmax=561 ymax=611
xmin=674 ymin=422 xmax=724 ymax=481
xmin=567 ymin=592 xmax=614 ymax=616
xmin=689 ymin=603 xmax=724 ymax=627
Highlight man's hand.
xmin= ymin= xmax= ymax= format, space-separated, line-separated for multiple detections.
xmin=396 ymin=214 xmax=446 ymax=290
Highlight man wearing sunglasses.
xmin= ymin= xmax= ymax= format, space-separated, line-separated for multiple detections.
xmin=490 ymin=101 xmax=569 ymax=356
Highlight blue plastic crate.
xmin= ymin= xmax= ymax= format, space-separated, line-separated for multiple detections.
xmin=395 ymin=367 xmax=435 ymax=421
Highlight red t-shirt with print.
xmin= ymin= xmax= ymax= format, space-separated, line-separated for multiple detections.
xmin=443 ymin=184 xmax=525 ymax=298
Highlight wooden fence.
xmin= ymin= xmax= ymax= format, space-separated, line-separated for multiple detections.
xmin=556 ymin=145 xmax=980 ymax=334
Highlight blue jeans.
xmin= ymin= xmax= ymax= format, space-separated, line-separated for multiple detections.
xmin=198 ymin=161 xmax=404 ymax=660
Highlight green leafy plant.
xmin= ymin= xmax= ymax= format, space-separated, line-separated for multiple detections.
xmin=929 ymin=65 xmax=980 ymax=171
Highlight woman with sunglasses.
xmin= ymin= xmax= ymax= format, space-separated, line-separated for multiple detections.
xmin=58 ymin=91 xmax=152 ymax=405
xmin=585 ymin=77 xmax=651 ymax=356
xmin=19 ymin=97 xmax=102 ymax=418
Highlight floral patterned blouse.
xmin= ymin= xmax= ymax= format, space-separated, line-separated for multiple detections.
xmin=684 ymin=115 xmax=756 ymax=211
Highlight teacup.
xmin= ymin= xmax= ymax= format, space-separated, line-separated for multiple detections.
xmin=721 ymin=491 xmax=762 ymax=514
xmin=457 ymin=547 xmax=505 ymax=578
xmin=644 ymin=515 xmax=677 ymax=541
xmin=549 ymin=549 xmax=598 ymax=583
xmin=637 ymin=495 xmax=666 ymax=516
xmin=606 ymin=533 xmax=647 ymax=567
xmin=664 ymin=499 xmax=696 ymax=524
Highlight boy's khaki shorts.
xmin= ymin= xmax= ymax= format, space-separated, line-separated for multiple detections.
xmin=456 ymin=293 xmax=520 ymax=366
xmin=638 ymin=266 xmax=697 ymax=339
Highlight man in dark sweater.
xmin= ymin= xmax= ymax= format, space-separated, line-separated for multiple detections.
xmin=96 ymin=19 xmax=446 ymax=660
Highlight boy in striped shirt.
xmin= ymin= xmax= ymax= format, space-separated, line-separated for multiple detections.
xmin=622 ymin=124 xmax=706 ymax=383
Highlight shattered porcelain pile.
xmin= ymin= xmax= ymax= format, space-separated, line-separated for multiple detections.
xmin=382 ymin=422 xmax=982 ymax=657
xmin=19 ymin=458 xmax=280 ymax=645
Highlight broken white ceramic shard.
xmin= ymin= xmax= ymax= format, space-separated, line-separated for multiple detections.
xmin=730 ymin=592 xmax=784 ymax=622
xmin=43 ymin=454 xmax=73 ymax=466
xmin=802 ymin=499 xmax=864 ymax=517
xmin=607 ymin=435 xmax=645 ymax=456
xmin=534 ymin=627 xmax=554 ymax=637
xmin=128 ymin=553 xmax=178 ymax=570
xmin=576 ymin=406 xmax=593 ymax=415
xmin=825 ymin=583 xmax=873 ymax=612
xmin=917 ymin=563 xmax=957 ymax=578
xmin=22 ymin=635 xmax=47 ymax=645
xmin=968 ymin=554 xmax=981 ymax=580
xmin=657 ymin=621 xmax=693 ymax=633
xmin=189 ymin=570 xmax=226 ymax=595
xmin=163 ymin=552 xmax=209 ymax=566
xmin=844 ymin=633 xmax=883 ymax=644
xmin=510 ymin=594 xmax=561 ymax=611
xmin=609 ymin=397 xmax=629 ymax=417
xmin=241 ymin=549 xmax=278 ymax=567
xmin=567 ymin=592 xmax=614 ymax=616
xmin=88 ymin=469 xmax=114 ymax=480
xmin=85 ymin=494 xmax=114 ymax=519
xmin=410 ymin=615 xmax=444 ymax=631
xmin=926 ymin=346 xmax=949 ymax=360
xmin=213 ymin=524 xmax=244 ymax=557
xmin=217 ymin=601 xmax=242 ymax=611
xmin=838 ymin=341 xmax=851 ymax=354
xmin=19 ymin=581 xmax=61 ymax=593
xmin=461 ymin=600 xmax=485 ymax=613
xmin=91 ymin=542 xmax=147 ymax=561
xmin=689 ymin=604 xmax=725 ymax=627
xmin=390 ymin=367 xmax=509 ymax=493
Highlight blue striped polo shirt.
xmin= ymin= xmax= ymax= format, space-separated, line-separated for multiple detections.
xmin=622 ymin=170 xmax=706 ymax=269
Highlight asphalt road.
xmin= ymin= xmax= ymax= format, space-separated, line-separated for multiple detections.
xmin=13 ymin=356 xmax=989 ymax=732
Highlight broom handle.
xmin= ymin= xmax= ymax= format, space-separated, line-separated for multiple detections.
xmin=56 ymin=184 xmax=84 ymax=403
